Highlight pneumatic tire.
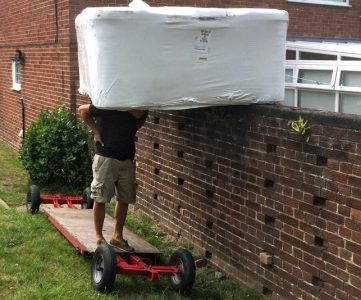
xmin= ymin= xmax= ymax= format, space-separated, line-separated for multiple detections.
xmin=168 ymin=249 xmax=196 ymax=295
xmin=81 ymin=187 xmax=94 ymax=209
xmin=91 ymin=243 xmax=117 ymax=292
xmin=25 ymin=185 xmax=41 ymax=213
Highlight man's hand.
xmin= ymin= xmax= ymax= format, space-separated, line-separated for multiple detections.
xmin=78 ymin=104 xmax=104 ymax=146
xmin=93 ymin=132 xmax=104 ymax=147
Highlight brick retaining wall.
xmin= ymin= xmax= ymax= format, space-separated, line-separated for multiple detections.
xmin=135 ymin=105 xmax=361 ymax=299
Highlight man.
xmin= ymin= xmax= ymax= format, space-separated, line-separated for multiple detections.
xmin=78 ymin=104 xmax=148 ymax=252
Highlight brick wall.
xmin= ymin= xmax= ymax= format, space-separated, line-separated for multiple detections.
xmin=0 ymin=0 xmax=73 ymax=149
xmin=0 ymin=0 xmax=130 ymax=149
xmin=146 ymin=0 xmax=361 ymax=39
xmin=1 ymin=0 xmax=360 ymax=148
xmin=135 ymin=105 xmax=361 ymax=299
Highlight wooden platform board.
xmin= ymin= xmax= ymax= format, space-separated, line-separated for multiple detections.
xmin=42 ymin=205 xmax=160 ymax=255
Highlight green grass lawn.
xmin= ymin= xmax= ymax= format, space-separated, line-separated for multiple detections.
xmin=0 ymin=140 xmax=29 ymax=206
xmin=0 ymin=139 xmax=261 ymax=300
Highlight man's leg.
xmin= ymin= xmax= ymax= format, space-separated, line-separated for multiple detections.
xmin=112 ymin=201 xmax=129 ymax=241
xmin=110 ymin=160 xmax=135 ymax=251
xmin=93 ymin=202 xmax=106 ymax=242
xmin=110 ymin=201 xmax=134 ymax=251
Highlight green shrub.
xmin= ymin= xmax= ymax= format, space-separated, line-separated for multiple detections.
xmin=19 ymin=103 xmax=92 ymax=189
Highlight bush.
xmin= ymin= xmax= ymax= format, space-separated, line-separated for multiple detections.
xmin=19 ymin=103 xmax=92 ymax=189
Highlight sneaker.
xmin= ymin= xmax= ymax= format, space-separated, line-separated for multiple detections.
xmin=109 ymin=238 xmax=135 ymax=252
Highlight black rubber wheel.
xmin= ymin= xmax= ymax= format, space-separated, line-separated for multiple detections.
xmin=25 ymin=185 xmax=41 ymax=213
xmin=168 ymin=249 xmax=196 ymax=295
xmin=81 ymin=187 xmax=94 ymax=209
xmin=91 ymin=243 xmax=117 ymax=292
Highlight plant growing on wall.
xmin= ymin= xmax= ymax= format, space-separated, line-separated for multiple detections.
xmin=288 ymin=115 xmax=311 ymax=142
xmin=19 ymin=103 xmax=92 ymax=188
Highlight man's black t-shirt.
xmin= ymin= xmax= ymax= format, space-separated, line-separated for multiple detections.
xmin=89 ymin=105 xmax=147 ymax=161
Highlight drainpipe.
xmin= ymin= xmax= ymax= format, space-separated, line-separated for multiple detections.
xmin=54 ymin=0 xmax=59 ymax=44
xmin=19 ymin=98 xmax=25 ymax=139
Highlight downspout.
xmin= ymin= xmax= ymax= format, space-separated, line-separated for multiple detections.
xmin=54 ymin=0 xmax=59 ymax=44
xmin=19 ymin=98 xmax=25 ymax=139
xmin=16 ymin=2 xmax=59 ymax=141
xmin=70 ymin=13 xmax=78 ymax=116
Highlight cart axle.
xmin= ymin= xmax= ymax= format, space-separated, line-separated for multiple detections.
xmin=116 ymin=254 xmax=180 ymax=282
xmin=41 ymin=194 xmax=83 ymax=208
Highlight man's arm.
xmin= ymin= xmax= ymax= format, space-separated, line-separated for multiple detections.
xmin=78 ymin=104 xmax=104 ymax=146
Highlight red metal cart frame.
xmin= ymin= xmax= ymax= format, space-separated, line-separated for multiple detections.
xmin=26 ymin=185 xmax=195 ymax=294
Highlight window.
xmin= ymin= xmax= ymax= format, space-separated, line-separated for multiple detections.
xmin=285 ymin=69 xmax=294 ymax=83
xmin=299 ymin=52 xmax=337 ymax=61
xmin=284 ymin=41 xmax=361 ymax=114
xmin=297 ymin=69 xmax=333 ymax=86
xmin=12 ymin=60 xmax=21 ymax=91
xmin=340 ymin=71 xmax=361 ymax=89
xmin=287 ymin=0 xmax=349 ymax=7
xmin=284 ymin=89 xmax=295 ymax=107
xmin=340 ymin=94 xmax=361 ymax=114
xmin=342 ymin=56 xmax=361 ymax=61
xmin=298 ymin=90 xmax=335 ymax=111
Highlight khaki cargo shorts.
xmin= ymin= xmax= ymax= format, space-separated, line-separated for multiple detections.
xmin=91 ymin=154 xmax=136 ymax=204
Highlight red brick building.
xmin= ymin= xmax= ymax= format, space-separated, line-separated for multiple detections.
xmin=1 ymin=1 xmax=361 ymax=299
xmin=0 ymin=0 xmax=360 ymax=149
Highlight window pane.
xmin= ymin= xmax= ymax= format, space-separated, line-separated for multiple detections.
xmin=286 ymin=50 xmax=296 ymax=60
xmin=284 ymin=89 xmax=295 ymax=106
xmin=298 ymin=69 xmax=332 ymax=85
xmin=300 ymin=52 xmax=337 ymax=61
xmin=340 ymin=94 xmax=361 ymax=115
xmin=340 ymin=71 xmax=361 ymax=88
xmin=285 ymin=69 xmax=293 ymax=83
xmin=341 ymin=56 xmax=361 ymax=61
xmin=298 ymin=90 xmax=335 ymax=111
xmin=15 ymin=63 xmax=21 ymax=84
xmin=16 ymin=72 xmax=21 ymax=84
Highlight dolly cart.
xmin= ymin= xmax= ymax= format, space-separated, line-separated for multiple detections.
xmin=26 ymin=185 xmax=196 ymax=294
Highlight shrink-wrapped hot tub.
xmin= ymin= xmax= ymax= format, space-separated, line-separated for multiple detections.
xmin=75 ymin=1 xmax=288 ymax=110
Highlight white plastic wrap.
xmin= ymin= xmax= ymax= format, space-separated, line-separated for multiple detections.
xmin=76 ymin=2 xmax=288 ymax=110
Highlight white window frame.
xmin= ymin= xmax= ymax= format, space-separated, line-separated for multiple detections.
xmin=335 ymin=67 xmax=361 ymax=93
xmin=287 ymin=0 xmax=350 ymax=7
xmin=294 ymin=65 xmax=336 ymax=90
xmin=285 ymin=47 xmax=361 ymax=114
xmin=12 ymin=60 xmax=21 ymax=91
